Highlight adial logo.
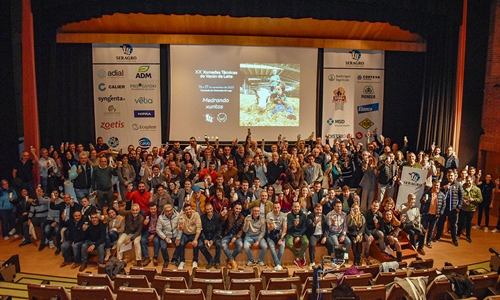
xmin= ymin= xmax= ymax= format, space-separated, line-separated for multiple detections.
xmin=130 ymin=83 xmax=157 ymax=90
xmin=361 ymin=86 xmax=376 ymax=99
xmin=97 ymin=69 xmax=124 ymax=78
xmin=108 ymin=137 xmax=120 ymax=148
xmin=132 ymin=123 xmax=157 ymax=131
xmin=138 ymin=137 xmax=151 ymax=150
xmin=98 ymin=95 xmax=125 ymax=103
xmin=136 ymin=66 xmax=152 ymax=79
xmin=332 ymin=87 xmax=347 ymax=111
xmin=346 ymin=50 xmax=364 ymax=67
xmin=104 ymin=105 xmax=120 ymax=116
xmin=116 ymin=44 xmax=137 ymax=61
xmin=100 ymin=121 xmax=124 ymax=130
xmin=134 ymin=97 xmax=153 ymax=104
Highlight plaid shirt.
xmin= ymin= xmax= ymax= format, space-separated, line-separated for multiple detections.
xmin=326 ymin=210 xmax=347 ymax=236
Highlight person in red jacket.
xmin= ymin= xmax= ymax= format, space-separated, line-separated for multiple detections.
xmin=126 ymin=182 xmax=150 ymax=214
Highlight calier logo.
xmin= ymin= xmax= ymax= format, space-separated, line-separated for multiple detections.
xmin=100 ymin=121 xmax=124 ymax=130
xmin=98 ymin=83 xmax=106 ymax=91
xmin=135 ymin=97 xmax=153 ymax=104
xmin=98 ymin=95 xmax=125 ymax=103
xmin=136 ymin=66 xmax=152 ymax=79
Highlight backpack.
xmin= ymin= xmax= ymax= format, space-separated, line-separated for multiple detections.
xmin=445 ymin=272 xmax=474 ymax=298
xmin=105 ymin=257 xmax=126 ymax=280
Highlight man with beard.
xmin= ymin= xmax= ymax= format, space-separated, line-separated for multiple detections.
xmin=126 ymin=182 xmax=151 ymax=214
xmin=116 ymin=204 xmax=144 ymax=266
xmin=177 ymin=204 xmax=202 ymax=269
xmin=285 ymin=201 xmax=308 ymax=269
xmin=198 ymin=203 xmax=222 ymax=269
xmin=457 ymin=176 xmax=482 ymax=243
xmin=434 ymin=170 xmax=463 ymax=246
xmin=91 ymin=156 xmax=118 ymax=209
xmin=80 ymin=212 xmax=106 ymax=271
xmin=221 ymin=202 xmax=244 ymax=270
xmin=60 ymin=210 xmax=87 ymax=269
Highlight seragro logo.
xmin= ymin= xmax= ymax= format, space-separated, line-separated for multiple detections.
xmin=116 ymin=44 xmax=137 ymax=61
xmin=98 ymin=95 xmax=125 ymax=103
xmin=138 ymin=137 xmax=151 ymax=150
xmin=100 ymin=121 xmax=124 ymax=130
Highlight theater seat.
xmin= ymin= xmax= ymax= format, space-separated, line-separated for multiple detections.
xmin=371 ymin=271 xmax=407 ymax=285
xmin=469 ymin=272 xmax=499 ymax=300
xmin=425 ymin=278 xmax=451 ymax=299
xmin=339 ymin=273 xmax=373 ymax=287
xmin=116 ymin=286 xmax=159 ymax=300
xmin=163 ymin=288 xmax=206 ymax=300
xmin=114 ymin=274 xmax=151 ymax=288
xmin=77 ymin=272 xmax=114 ymax=292
xmin=190 ymin=278 xmax=225 ymax=295
xmin=441 ymin=264 xmax=468 ymax=276
xmin=194 ymin=269 xmax=224 ymax=279
xmin=211 ymin=289 xmax=252 ymax=300
xmin=301 ymin=288 xmax=333 ymax=300
xmin=230 ymin=278 xmax=264 ymax=295
xmin=302 ymin=276 xmax=337 ymax=293
xmin=71 ymin=285 xmax=114 ymax=300
xmin=256 ymin=289 xmax=298 ymax=300
xmin=266 ymin=276 xmax=301 ymax=291
xmin=228 ymin=269 xmax=258 ymax=280
xmin=409 ymin=268 xmax=438 ymax=282
xmin=292 ymin=270 xmax=313 ymax=284
xmin=356 ymin=264 xmax=380 ymax=278
xmin=386 ymin=283 xmax=408 ymax=300
xmin=408 ymin=258 xmax=433 ymax=269
xmin=129 ymin=266 xmax=158 ymax=283
xmin=260 ymin=269 xmax=289 ymax=286
xmin=27 ymin=283 xmax=70 ymax=300
xmin=152 ymin=275 xmax=188 ymax=293
xmin=162 ymin=268 xmax=191 ymax=284
xmin=352 ymin=284 xmax=386 ymax=300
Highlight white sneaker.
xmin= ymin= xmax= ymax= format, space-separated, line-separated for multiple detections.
xmin=484 ymin=227 xmax=489 ymax=233
xmin=49 ymin=241 xmax=55 ymax=249
xmin=492 ymin=229 xmax=499 ymax=233
xmin=192 ymin=261 xmax=198 ymax=269
xmin=472 ymin=225 xmax=481 ymax=229
xmin=309 ymin=262 xmax=315 ymax=269
xmin=178 ymin=262 xmax=185 ymax=269
xmin=3 ymin=236 xmax=9 ymax=240
xmin=8 ymin=228 xmax=16 ymax=236
xmin=13 ymin=234 xmax=19 ymax=238
xmin=274 ymin=265 xmax=283 ymax=270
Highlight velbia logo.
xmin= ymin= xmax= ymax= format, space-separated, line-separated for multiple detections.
xmin=136 ymin=66 xmax=152 ymax=79
xmin=100 ymin=121 xmax=124 ymax=130
xmin=135 ymin=97 xmax=153 ymax=104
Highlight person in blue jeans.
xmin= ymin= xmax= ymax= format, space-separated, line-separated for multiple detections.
xmin=0 ymin=180 xmax=17 ymax=240
xmin=243 ymin=206 xmax=268 ymax=267
xmin=266 ymin=201 xmax=287 ymax=270
xmin=140 ymin=202 xmax=161 ymax=266
xmin=326 ymin=200 xmax=351 ymax=250
xmin=60 ymin=210 xmax=88 ymax=269
xmin=177 ymin=204 xmax=202 ymax=269
xmin=221 ymin=203 xmax=244 ymax=270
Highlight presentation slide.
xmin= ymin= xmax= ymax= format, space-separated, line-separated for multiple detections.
xmin=170 ymin=46 xmax=317 ymax=141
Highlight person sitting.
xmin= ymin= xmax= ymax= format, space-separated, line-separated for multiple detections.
xmin=80 ymin=212 xmax=106 ymax=271
xmin=380 ymin=210 xmax=403 ymax=262
xmin=221 ymin=202 xmax=244 ymax=270
xmin=326 ymin=200 xmax=351 ymax=253
xmin=116 ymin=204 xmax=144 ymax=266
xmin=177 ymin=204 xmax=202 ymax=269
xmin=156 ymin=204 xmax=182 ymax=268
xmin=245 ymin=190 xmax=273 ymax=218
xmin=140 ymin=202 xmax=161 ymax=266
xmin=104 ymin=207 xmax=125 ymax=261
xmin=266 ymin=201 xmax=287 ymax=270
xmin=306 ymin=203 xmax=334 ymax=268
xmin=346 ymin=203 xmax=366 ymax=266
xmin=335 ymin=185 xmax=359 ymax=214
xmin=400 ymin=193 xmax=426 ymax=255
xmin=243 ymin=206 xmax=268 ymax=267
xmin=60 ymin=210 xmax=87 ymax=269
xmin=190 ymin=186 xmax=207 ymax=215
xmin=363 ymin=200 xmax=384 ymax=264
xmin=285 ymin=201 xmax=309 ymax=269
xmin=198 ymin=202 xmax=223 ymax=269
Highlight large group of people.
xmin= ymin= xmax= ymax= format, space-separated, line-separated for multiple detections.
xmin=1 ymin=130 xmax=500 ymax=271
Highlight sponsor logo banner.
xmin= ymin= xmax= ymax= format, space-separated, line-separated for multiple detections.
xmin=134 ymin=110 xmax=155 ymax=118
xmin=357 ymin=103 xmax=379 ymax=114
xmin=397 ymin=167 xmax=428 ymax=208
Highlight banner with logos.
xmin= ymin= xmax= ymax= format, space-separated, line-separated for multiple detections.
xmin=396 ymin=166 xmax=427 ymax=208
xmin=92 ymin=44 xmax=161 ymax=152
xmin=322 ymin=50 xmax=384 ymax=141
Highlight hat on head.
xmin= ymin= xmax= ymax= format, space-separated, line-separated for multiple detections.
xmin=192 ymin=186 xmax=201 ymax=192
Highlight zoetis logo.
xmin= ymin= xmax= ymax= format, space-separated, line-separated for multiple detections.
xmin=136 ymin=66 xmax=152 ymax=79
xmin=100 ymin=121 xmax=124 ymax=130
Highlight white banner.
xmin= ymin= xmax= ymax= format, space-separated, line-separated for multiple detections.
xmin=396 ymin=166 xmax=428 ymax=208
xmin=322 ymin=50 xmax=384 ymax=141
xmin=92 ymin=44 xmax=161 ymax=152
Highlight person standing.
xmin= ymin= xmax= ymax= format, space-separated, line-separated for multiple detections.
xmin=69 ymin=154 xmax=93 ymax=204
xmin=457 ymin=176 xmax=482 ymax=243
xmin=91 ymin=157 xmax=118 ymax=209
xmin=0 ymin=180 xmax=17 ymax=240
xmin=434 ymin=170 xmax=463 ymax=246
xmin=12 ymin=148 xmax=38 ymax=196
xmin=475 ymin=174 xmax=494 ymax=232
xmin=38 ymin=148 xmax=58 ymax=196
xmin=420 ymin=180 xmax=445 ymax=248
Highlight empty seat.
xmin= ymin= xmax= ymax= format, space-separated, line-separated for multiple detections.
xmin=77 ymin=272 xmax=114 ymax=292
xmin=194 ymin=269 xmax=224 ymax=279
xmin=425 ymin=278 xmax=451 ymax=299
xmin=228 ymin=269 xmax=257 ymax=280
xmin=114 ymin=274 xmax=151 ymax=288
xmin=470 ymin=272 xmax=499 ymax=300
xmin=116 ymin=286 xmax=159 ymax=300
xmin=441 ymin=264 xmax=468 ymax=276
xmin=230 ymin=278 xmax=264 ymax=295
xmin=356 ymin=264 xmax=380 ymax=278
xmin=301 ymin=288 xmax=333 ymax=300
xmin=260 ymin=269 xmax=289 ymax=280
xmin=71 ymin=285 xmax=114 ymax=300
xmin=257 ymin=289 xmax=298 ymax=300
xmin=372 ymin=271 xmax=407 ymax=285
xmin=164 ymin=288 xmax=206 ymax=300
xmin=162 ymin=268 xmax=191 ymax=284
xmin=152 ymin=275 xmax=188 ymax=294
xmin=408 ymin=259 xmax=434 ymax=269
xmin=266 ymin=276 xmax=302 ymax=291
xmin=352 ymin=284 xmax=386 ymax=300
xmin=190 ymin=278 xmax=225 ymax=294
xmin=212 ymin=289 xmax=252 ymax=300
xmin=129 ymin=266 xmax=158 ymax=283
xmin=292 ymin=270 xmax=313 ymax=284
xmin=340 ymin=273 xmax=373 ymax=287
xmin=302 ymin=276 xmax=337 ymax=293
xmin=409 ymin=268 xmax=438 ymax=282
xmin=28 ymin=284 xmax=70 ymax=300
xmin=386 ymin=283 xmax=408 ymax=300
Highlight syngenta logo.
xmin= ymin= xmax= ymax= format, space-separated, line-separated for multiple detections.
xmin=98 ymin=95 xmax=125 ymax=102
xmin=100 ymin=121 xmax=124 ymax=130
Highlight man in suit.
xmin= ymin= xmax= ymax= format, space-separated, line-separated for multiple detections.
xmin=303 ymin=154 xmax=323 ymax=187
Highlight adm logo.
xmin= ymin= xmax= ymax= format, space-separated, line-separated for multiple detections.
xmin=100 ymin=121 xmax=124 ymax=130
xmin=116 ymin=44 xmax=137 ymax=61
xmin=136 ymin=66 xmax=152 ymax=79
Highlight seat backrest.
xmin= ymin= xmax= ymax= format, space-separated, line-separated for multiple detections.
xmin=114 ymin=274 xmax=151 ymax=288
xmin=302 ymin=288 xmax=333 ymax=300
xmin=352 ymin=284 xmax=386 ymax=300
xmin=441 ymin=264 xmax=468 ymax=276
xmin=230 ymin=278 xmax=264 ymax=295
xmin=194 ymin=269 xmax=224 ymax=279
xmin=152 ymin=276 xmax=188 ymax=294
xmin=426 ymin=279 xmax=451 ymax=300
xmin=191 ymin=278 xmax=226 ymax=294
xmin=27 ymin=284 xmax=70 ymax=300
xmin=129 ymin=266 xmax=158 ymax=283
xmin=355 ymin=265 xmax=380 ymax=278
xmin=162 ymin=268 xmax=191 ymax=283
xmin=409 ymin=259 xmax=434 ymax=269
xmin=163 ymin=288 xmax=206 ymax=300
xmin=374 ymin=271 xmax=407 ymax=285
xmin=77 ymin=272 xmax=114 ymax=292
xmin=116 ymin=286 xmax=159 ymax=300
xmin=409 ymin=268 xmax=438 ymax=282
xmin=398 ymin=262 xmax=408 ymax=269
xmin=228 ymin=269 xmax=257 ymax=280
xmin=256 ymin=289 xmax=297 ymax=300
xmin=340 ymin=273 xmax=373 ymax=287
xmin=302 ymin=276 xmax=337 ymax=294
xmin=70 ymin=285 xmax=114 ymax=300
xmin=470 ymin=272 xmax=499 ymax=299
xmin=260 ymin=270 xmax=289 ymax=280
xmin=266 ymin=276 xmax=301 ymax=291
xmin=386 ymin=283 xmax=408 ymax=300
xmin=211 ymin=289 xmax=252 ymax=300
xmin=292 ymin=270 xmax=313 ymax=284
